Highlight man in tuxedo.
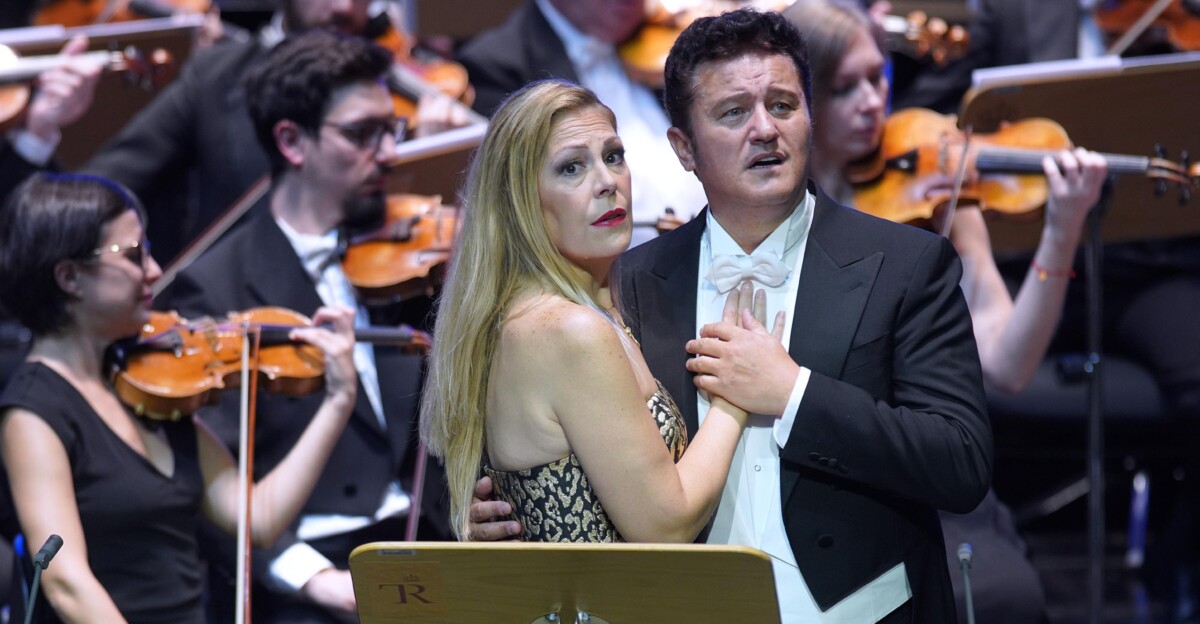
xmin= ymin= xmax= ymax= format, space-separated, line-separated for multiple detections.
xmin=158 ymin=31 xmax=446 ymax=623
xmin=456 ymin=0 xmax=707 ymax=245
xmin=612 ymin=10 xmax=991 ymax=622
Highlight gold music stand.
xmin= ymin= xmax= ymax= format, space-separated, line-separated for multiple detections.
xmin=349 ymin=541 xmax=780 ymax=624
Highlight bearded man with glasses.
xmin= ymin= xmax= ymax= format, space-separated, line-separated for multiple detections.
xmin=157 ymin=30 xmax=448 ymax=624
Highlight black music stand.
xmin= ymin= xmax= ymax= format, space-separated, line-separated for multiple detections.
xmin=960 ymin=51 xmax=1200 ymax=623
xmin=0 ymin=17 xmax=204 ymax=168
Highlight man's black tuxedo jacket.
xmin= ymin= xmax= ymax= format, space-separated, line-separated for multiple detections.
xmin=456 ymin=1 xmax=579 ymax=117
xmin=158 ymin=214 xmax=448 ymax=574
xmin=615 ymin=189 xmax=992 ymax=620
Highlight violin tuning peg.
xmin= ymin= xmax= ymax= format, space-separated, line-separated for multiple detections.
xmin=1155 ymin=179 xmax=1168 ymax=197
xmin=1181 ymin=186 xmax=1191 ymax=205
xmin=1155 ymin=143 xmax=1168 ymax=159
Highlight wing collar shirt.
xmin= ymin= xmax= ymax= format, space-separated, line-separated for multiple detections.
xmin=535 ymin=0 xmax=708 ymax=247
xmin=695 ymin=192 xmax=911 ymax=622
xmin=269 ymin=217 xmax=412 ymax=592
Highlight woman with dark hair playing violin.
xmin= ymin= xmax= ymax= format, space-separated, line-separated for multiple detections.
xmin=0 ymin=172 xmax=359 ymax=623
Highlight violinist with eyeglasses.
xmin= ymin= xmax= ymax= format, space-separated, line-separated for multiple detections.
xmin=0 ymin=171 xmax=359 ymax=624
xmin=153 ymin=30 xmax=448 ymax=623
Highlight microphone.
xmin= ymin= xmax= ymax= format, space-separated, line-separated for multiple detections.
xmin=957 ymin=542 xmax=976 ymax=624
xmin=32 ymin=535 xmax=63 ymax=570
xmin=24 ymin=534 xmax=63 ymax=624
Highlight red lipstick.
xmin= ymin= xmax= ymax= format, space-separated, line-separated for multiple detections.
xmin=592 ymin=208 xmax=627 ymax=227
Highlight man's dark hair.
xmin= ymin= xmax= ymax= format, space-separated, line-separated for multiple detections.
xmin=663 ymin=8 xmax=812 ymax=138
xmin=0 ymin=173 xmax=145 ymax=336
xmin=244 ymin=29 xmax=393 ymax=175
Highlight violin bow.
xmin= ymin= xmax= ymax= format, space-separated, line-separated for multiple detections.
xmin=153 ymin=174 xmax=270 ymax=298
xmin=940 ymin=126 xmax=974 ymax=238
xmin=1107 ymin=0 xmax=1176 ymax=56
xmin=233 ymin=324 xmax=262 ymax=624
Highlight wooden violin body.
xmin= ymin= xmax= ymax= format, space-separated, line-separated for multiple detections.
xmin=112 ymin=307 xmax=431 ymax=420
xmin=342 ymin=193 xmax=461 ymax=303
xmin=848 ymin=108 xmax=1197 ymax=229
xmin=112 ymin=308 xmax=325 ymax=421
xmin=34 ymin=0 xmax=210 ymax=27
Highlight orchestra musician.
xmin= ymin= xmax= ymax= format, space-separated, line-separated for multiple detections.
xmin=455 ymin=0 xmax=709 ymax=246
xmin=80 ymin=0 xmax=471 ymax=264
xmin=781 ymin=1 xmax=1110 ymax=621
xmin=0 ymin=171 xmax=359 ymax=623
xmin=156 ymin=30 xmax=447 ymax=623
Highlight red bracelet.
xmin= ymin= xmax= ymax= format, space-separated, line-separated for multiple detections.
xmin=1032 ymin=259 xmax=1076 ymax=282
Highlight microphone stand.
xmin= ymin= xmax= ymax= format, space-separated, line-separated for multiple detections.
xmin=958 ymin=543 xmax=976 ymax=624
xmin=24 ymin=534 xmax=63 ymax=624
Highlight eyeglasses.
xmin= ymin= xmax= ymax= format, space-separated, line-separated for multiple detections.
xmin=322 ymin=116 xmax=407 ymax=151
xmin=90 ymin=239 xmax=152 ymax=268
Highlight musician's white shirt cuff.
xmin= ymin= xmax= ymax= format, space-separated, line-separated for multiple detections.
xmin=7 ymin=128 xmax=60 ymax=166
xmin=773 ymin=366 xmax=811 ymax=448
xmin=268 ymin=542 xmax=335 ymax=593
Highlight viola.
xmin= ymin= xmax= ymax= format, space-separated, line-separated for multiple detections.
xmin=847 ymin=108 xmax=1197 ymax=229
xmin=0 ymin=43 xmax=173 ymax=131
xmin=110 ymin=307 xmax=430 ymax=421
xmin=33 ymin=0 xmax=210 ymax=27
xmin=341 ymin=193 xmax=461 ymax=304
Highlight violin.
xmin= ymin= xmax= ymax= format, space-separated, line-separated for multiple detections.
xmin=1094 ymin=0 xmax=1200 ymax=53
xmin=880 ymin=11 xmax=969 ymax=66
xmin=617 ymin=2 xmax=966 ymax=88
xmin=110 ymin=306 xmax=430 ymax=420
xmin=847 ymin=108 xmax=1197 ymax=230
xmin=619 ymin=1 xmax=784 ymax=89
xmin=0 ymin=43 xmax=173 ymax=131
xmin=366 ymin=12 xmax=475 ymax=120
xmin=341 ymin=193 xmax=461 ymax=304
xmin=33 ymin=0 xmax=210 ymax=27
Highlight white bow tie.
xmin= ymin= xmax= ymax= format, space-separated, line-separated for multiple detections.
xmin=706 ymin=252 xmax=791 ymax=293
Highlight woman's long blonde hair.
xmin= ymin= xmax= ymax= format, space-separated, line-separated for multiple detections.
xmin=419 ymin=80 xmax=619 ymax=539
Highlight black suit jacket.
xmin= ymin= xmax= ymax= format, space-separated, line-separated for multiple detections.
xmin=83 ymin=36 xmax=270 ymax=262
xmin=616 ymin=188 xmax=991 ymax=620
xmin=455 ymin=1 xmax=580 ymax=117
xmin=157 ymin=214 xmax=447 ymax=583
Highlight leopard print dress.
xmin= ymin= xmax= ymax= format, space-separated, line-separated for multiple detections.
xmin=483 ymin=380 xmax=687 ymax=542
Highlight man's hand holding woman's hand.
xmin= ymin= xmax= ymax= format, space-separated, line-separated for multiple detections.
xmin=686 ymin=280 xmax=796 ymax=417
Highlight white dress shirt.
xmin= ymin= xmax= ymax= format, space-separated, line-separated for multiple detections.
xmin=535 ymin=0 xmax=709 ymax=246
xmin=695 ymin=195 xmax=911 ymax=622
xmin=268 ymin=217 xmax=411 ymax=592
